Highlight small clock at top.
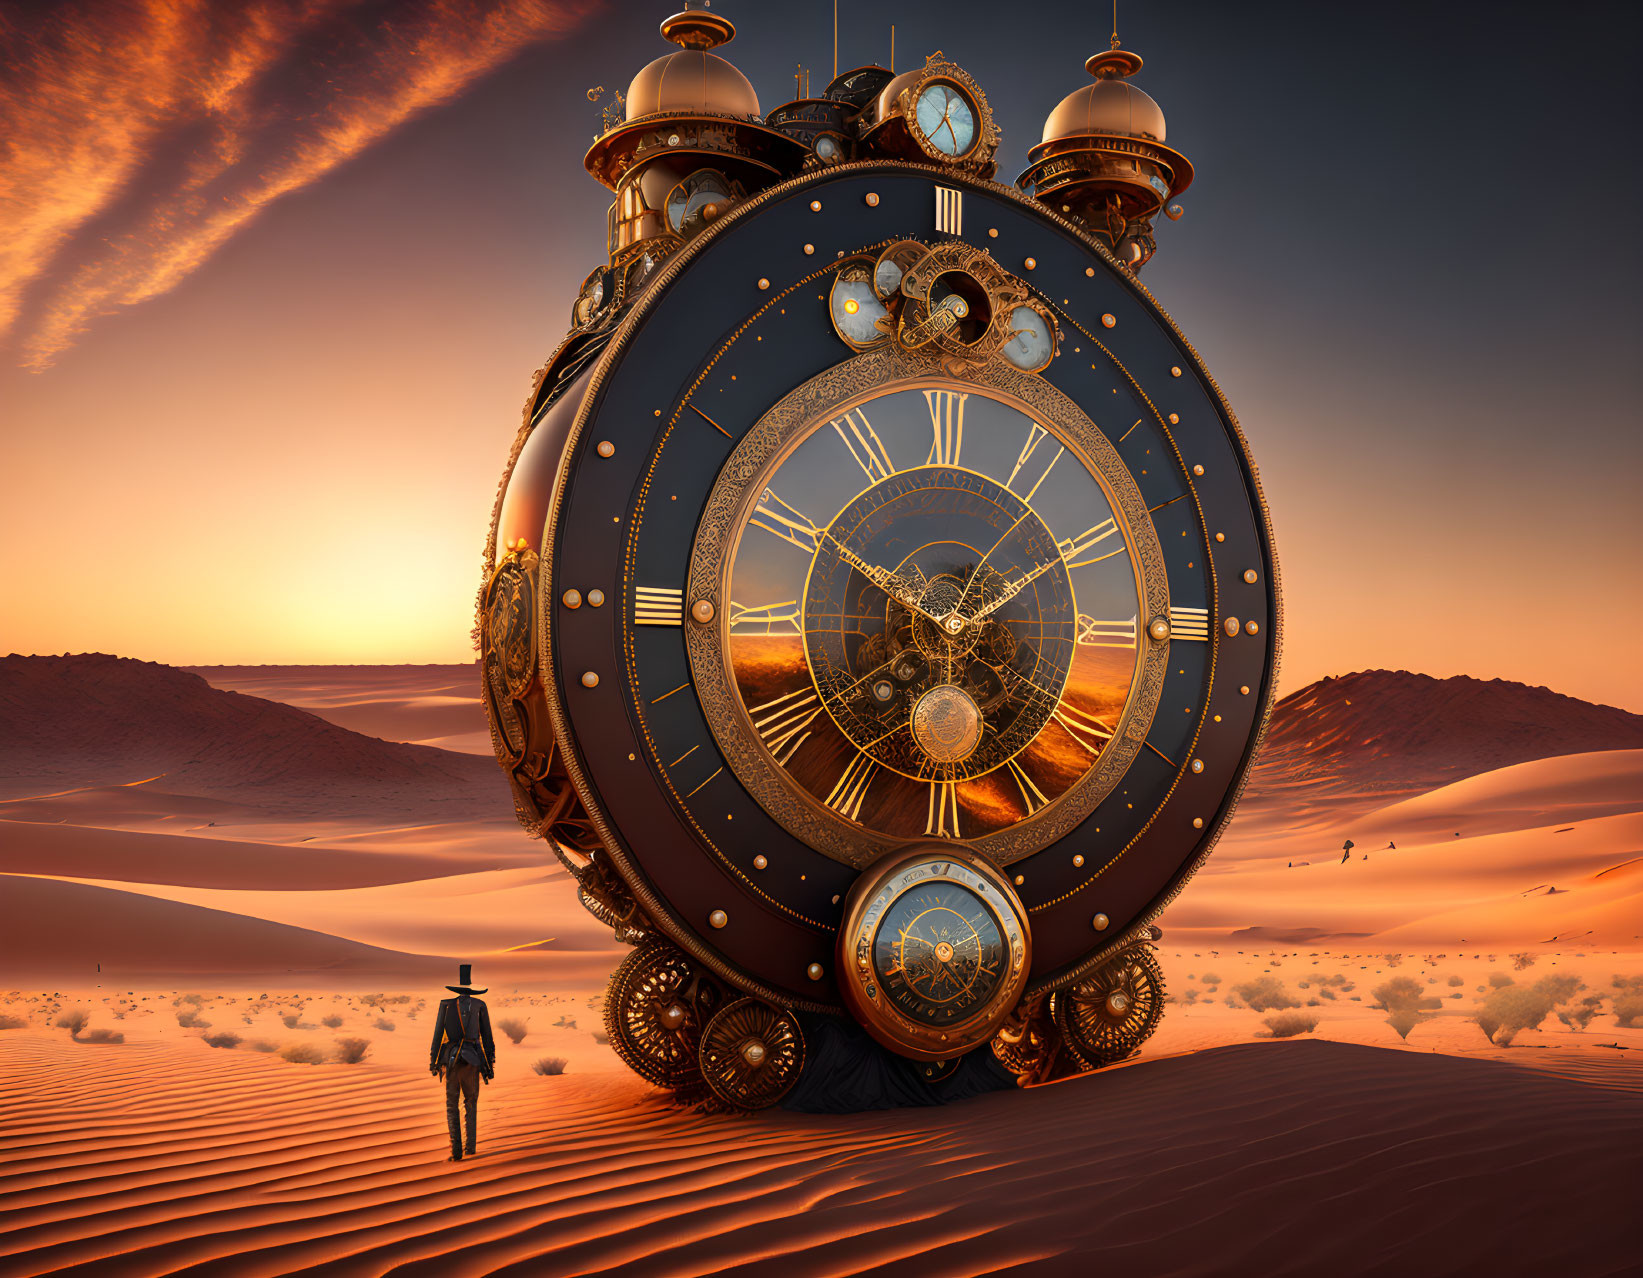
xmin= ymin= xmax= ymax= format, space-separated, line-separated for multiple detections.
xmin=914 ymin=82 xmax=977 ymax=156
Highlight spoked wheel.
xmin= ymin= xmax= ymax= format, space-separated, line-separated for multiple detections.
xmin=1053 ymin=943 xmax=1166 ymax=1069
xmin=697 ymin=998 xmax=805 ymax=1111
xmin=603 ymin=942 xmax=707 ymax=1089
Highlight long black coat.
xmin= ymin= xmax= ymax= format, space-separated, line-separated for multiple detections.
xmin=429 ymin=994 xmax=496 ymax=1080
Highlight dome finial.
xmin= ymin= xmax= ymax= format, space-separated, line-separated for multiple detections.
xmin=660 ymin=8 xmax=735 ymax=52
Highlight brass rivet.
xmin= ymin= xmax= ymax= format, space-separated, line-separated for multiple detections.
xmin=1024 ymin=257 xmax=1037 ymax=270
xmin=1085 ymin=266 xmax=1095 ymax=277
xmin=596 ymin=440 xmax=614 ymax=458
xmin=832 ymin=894 xmax=841 ymax=904
xmin=1092 ymin=913 xmax=1109 ymax=931
xmin=1073 ymin=853 xmax=1085 ymax=867
xmin=1148 ymin=616 xmax=1171 ymax=641
xmin=580 ymin=671 xmax=599 ymax=688
xmin=807 ymin=962 xmax=825 ymax=980
xmin=864 ymin=192 xmax=879 ymax=206
xmin=562 ymin=589 xmax=582 ymax=609
xmin=1240 ymin=684 xmax=1250 ymax=695
xmin=708 ymin=909 xmax=728 ymax=929
xmin=1224 ymin=616 xmax=1240 ymax=636
xmin=691 ymin=599 xmax=715 ymax=623
xmin=1101 ymin=313 xmax=1116 ymax=328
xmin=1192 ymin=463 xmax=1204 ymax=476
xmin=1215 ymin=532 xmax=1226 ymax=543
xmin=803 ymin=243 xmax=815 ymax=255
xmin=753 ymin=854 xmax=768 ymax=869
xmin=1213 ymin=714 xmax=1222 ymax=723
xmin=1191 ymin=758 xmax=1205 ymax=774
xmin=757 ymin=277 xmax=770 ymax=290
xmin=1170 ymin=366 xmax=1182 ymax=377
xmin=1014 ymin=874 xmax=1024 ymax=885
xmin=1243 ymin=569 xmax=1258 ymax=584
xmin=988 ymin=227 xmax=998 ymax=238
xmin=653 ymin=409 xmax=662 ymax=417
xmin=809 ymin=199 xmax=822 ymax=212
xmin=1168 ymin=413 xmax=1180 ymax=424
xmin=587 ymin=589 xmax=605 ymax=608
xmin=1246 ymin=620 xmax=1260 ymax=635
xmin=1193 ymin=817 xmax=1204 ymax=829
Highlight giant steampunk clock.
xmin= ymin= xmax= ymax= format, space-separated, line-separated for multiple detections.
xmin=480 ymin=11 xmax=1278 ymax=1111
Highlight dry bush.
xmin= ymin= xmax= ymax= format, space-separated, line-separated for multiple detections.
xmin=532 ymin=1056 xmax=568 ymax=1076
xmin=179 ymin=993 xmax=206 ymax=1006
xmin=1511 ymin=952 xmax=1537 ymax=971
xmin=1181 ymin=988 xmax=1200 ymax=1005
xmin=281 ymin=1013 xmax=301 ymax=1029
xmin=1533 ymin=974 xmax=1583 ymax=1006
xmin=374 ymin=1017 xmax=395 ymax=1032
xmin=55 ymin=1009 xmax=90 ymax=1038
xmin=553 ymin=1015 xmax=578 ymax=1029
xmin=176 ymin=1008 xmax=209 ymax=1028
xmin=1317 ymin=987 xmax=1337 ymax=1000
xmin=333 ymin=1037 xmax=370 ymax=1064
xmin=1233 ymin=976 xmax=1298 ymax=1011
xmin=1371 ymin=977 xmax=1425 ymax=1012
xmin=1615 ymin=995 xmax=1643 ymax=1029
xmin=1199 ymin=972 xmax=1221 ymax=985
xmin=1386 ymin=1008 xmax=1425 ymax=1040
xmin=247 ymin=1039 xmax=277 ymax=1053
xmin=321 ymin=1014 xmax=344 ymax=1029
xmin=1447 ymin=974 xmax=1464 ymax=986
xmin=1478 ymin=985 xmax=1554 ymax=1045
xmin=279 ymin=1043 xmax=325 ymax=1065
xmin=203 ymin=1032 xmax=241 ymax=1049
xmin=80 ymin=1027 xmax=124 ymax=1043
xmin=499 ymin=1017 xmax=528 ymax=1044
xmin=0 ymin=1014 xmax=27 ymax=1030
xmin=1384 ymin=954 xmax=1404 ymax=968
xmin=1487 ymin=972 xmax=1514 ymax=989
xmin=592 ymin=1030 xmax=610 ymax=1045
xmin=1263 ymin=1012 xmax=1317 ymax=1038
xmin=1558 ymin=997 xmax=1604 ymax=1032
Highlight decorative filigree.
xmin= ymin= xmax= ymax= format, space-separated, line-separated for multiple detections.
xmin=1052 ymin=942 xmax=1166 ymax=1068
xmin=697 ymin=998 xmax=806 ymax=1111
xmin=889 ymin=54 xmax=1001 ymax=177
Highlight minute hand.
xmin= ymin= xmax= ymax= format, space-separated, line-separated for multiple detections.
xmin=966 ymin=557 xmax=1061 ymax=622
xmin=823 ymin=533 xmax=947 ymax=627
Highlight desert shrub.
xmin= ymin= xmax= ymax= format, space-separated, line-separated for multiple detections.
xmin=1478 ymin=984 xmax=1555 ymax=1045
xmin=1199 ymin=972 xmax=1221 ymax=985
xmin=333 ymin=1037 xmax=370 ymax=1064
xmin=1181 ymin=988 xmax=1200 ymax=1005
xmin=1558 ymin=997 xmax=1604 ymax=1032
xmin=1306 ymin=998 xmax=1321 ymax=1007
xmin=0 ymin=1014 xmax=27 ymax=1030
xmin=1263 ymin=1012 xmax=1317 ymax=1038
xmin=592 ymin=1030 xmax=610 ymax=1045
xmin=204 ymin=1032 xmax=241 ymax=1049
xmin=374 ymin=1017 xmax=395 ymax=1032
xmin=1533 ymin=974 xmax=1583 ymax=1006
xmin=1371 ymin=976 xmax=1425 ymax=1013
xmin=1233 ymin=976 xmax=1298 ymax=1011
xmin=176 ymin=1008 xmax=209 ymax=1028
xmin=56 ymin=1009 xmax=90 ymax=1038
xmin=1447 ymin=975 xmax=1464 ymax=987
xmin=279 ymin=1043 xmax=325 ymax=1065
xmin=179 ymin=993 xmax=206 ymax=1006
xmin=79 ymin=1027 xmax=124 ymax=1043
xmin=499 ymin=1017 xmax=528 ymax=1045
xmin=1386 ymin=1009 xmax=1425 ymax=1040
xmin=247 ymin=1039 xmax=277 ymax=1053
xmin=1511 ymin=952 xmax=1537 ymax=971
xmin=532 ymin=1056 xmax=568 ymax=1076
xmin=1317 ymin=987 xmax=1337 ymax=1001
xmin=553 ymin=1015 xmax=578 ymax=1029
xmin=1384 ymin=954 xmax=1403 ymax=968
xmin=321 ymin=1014 xmax=343 ymax=1029
xmin=1615 ymin=996 xmax=1643 ymax=1029
xmin=281 ymin=1013 xmax=301 ymax=1029
xmin=1487 ymin=972 xmax=1514 ymax=989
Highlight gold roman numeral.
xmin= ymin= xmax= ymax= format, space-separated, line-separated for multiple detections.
xmin=1076 ymin=613 xmax=1137 ymax=648
xmin=634 ymin=586 xmax=682 ymax=626
xmin=1005 ymin=757 xmax=1047 ymax=815
xmin=925 ymin=779 xmax=962 ymax=837
xmin=1054 ymin=703 xmax=1115 ymax=755
xmin=1058 ymin=518 xmax=1125 ymax=568
xmin=749 ymin=687 xmax=821 ymax=766
xmin=727 ymin=599 xmax=801 ymax=635
xmin=826 ymin=753 xmax=878 ymax=821
xmin=751 ymin=488 xmax=822 ymax=556
xmin=924 ymin=389 xmax=966 ymax=467
xmin=1169 ymin=605 xmax=1211 ymax=641
xmin=935 ymin=185 xmax=963 ymax=235
xmin=831 ymin=408 xmax=894 ymax=483
xmin=1005 ymin=423 xmax=1064 ymax=502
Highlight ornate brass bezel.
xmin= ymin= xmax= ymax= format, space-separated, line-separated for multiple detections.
xmin=682 ymin=343 xmax=1170 ymax=869
xmin=887 ymin=55 xmax=1000 ymax=175
xmin=837 ymin=845 xmax=1031 ymax=1061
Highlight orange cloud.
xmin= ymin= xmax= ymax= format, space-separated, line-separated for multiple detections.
xmin=0 ymin=0 xmax=595 ymax=370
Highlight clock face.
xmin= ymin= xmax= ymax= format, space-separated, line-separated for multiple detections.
xmin=720 ymin=383 xmax=1142 ymax=847
xmin=874 ymin=881 xmax=1006 ymax=1025
xmin=914 ymin=83 xmax=976 ymax=156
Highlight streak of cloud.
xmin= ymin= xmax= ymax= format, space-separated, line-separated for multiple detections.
xmin=0 ymin=0 xmax=595 ymax=370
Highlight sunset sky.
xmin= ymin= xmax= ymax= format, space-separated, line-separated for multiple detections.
xmin=3 ymin=0 xmax=1640 ymax=710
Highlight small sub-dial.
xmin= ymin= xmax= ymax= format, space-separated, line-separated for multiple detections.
xmin=803 ymin=464 xmax=1078 ymax=784
xmin=876 ymin=888 xmax=1005 ymax=1022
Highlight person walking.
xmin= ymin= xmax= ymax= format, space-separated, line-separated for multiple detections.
xmin=429 ymin=964 xmax=496 ymax=1161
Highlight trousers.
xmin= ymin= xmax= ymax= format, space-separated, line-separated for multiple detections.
xmin=445 ymin=1060 xmax=480 ymax=1156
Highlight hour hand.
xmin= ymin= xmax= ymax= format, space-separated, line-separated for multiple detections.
xmin=966 ymin=557 xmax=1058 ymax=622
xmin=825 ymin=534 xmax=945 ymax=626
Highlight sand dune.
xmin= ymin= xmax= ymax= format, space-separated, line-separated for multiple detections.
xmin=0 ymin=1031 xmax=1635 ymax=1275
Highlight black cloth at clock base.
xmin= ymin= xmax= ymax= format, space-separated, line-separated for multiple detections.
xmin=780 ymin=1013 xmax=1016 ymax=1113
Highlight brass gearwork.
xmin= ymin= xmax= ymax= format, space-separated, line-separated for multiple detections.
xmin=1052 ymin=942 xmax=1166 ymax=1068
xmin=697 ymin=997 xmax=806 ymax=1110
xmin=603 ymin=941 xmax=722 ymax=1088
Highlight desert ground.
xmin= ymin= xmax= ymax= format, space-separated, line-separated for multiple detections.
xmin=2 ymin=656 xmax=1640 ymax=1274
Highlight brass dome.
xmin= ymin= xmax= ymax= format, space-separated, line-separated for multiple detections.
xmin=1041 ymin=78 xmax=1166 ymax=145
xmin=624 ymin=11 xmax=758 ymax=121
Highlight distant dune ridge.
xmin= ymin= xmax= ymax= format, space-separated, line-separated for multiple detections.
xmin=0 ymin=653 xmax=504 ymax=819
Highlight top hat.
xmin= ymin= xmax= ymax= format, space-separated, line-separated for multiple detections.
xmin=446 ymin=963 xmax=487 ymax=995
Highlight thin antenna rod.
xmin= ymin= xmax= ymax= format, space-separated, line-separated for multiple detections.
xmin=833 ymin=0 xmax=839 ymax=79
xmin=1111 ymin=0 xmax=1121 ymax=49
xmin=890 ymin=23 xmax=895 ymax=72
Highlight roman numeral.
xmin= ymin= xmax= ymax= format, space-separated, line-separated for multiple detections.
xmin=1169 ymin=605 xmax=1211 ymax=641
xmin=924 ymin=389 xmax=966 ymax=467
xmin=1005 ymin=423 xmax=1064 ymax=501
xmin=1005 ymin=757 xmax=1047 ymax=815
xmin=634 ymin=586 xmax=682 ymax=626
xmin=1058 ymin=518 xmax=1125 ymax=568
xmin=925 ymin=779 xmax=962 ymax=838
xmin=826 ymin=753 xmax=878 ymax=821
xmin=1053 ymin=703 xmax=1115 ymax=755
xmin=831 ymin=408 xmax=894 ymax=483
xmin=749 ymin=687 xmax=821 ymax=766
xmin=1076 ymin=614 xmax=1137 ymax=648
xmin=727 ymin=599 xmax=801 ymax=635
xmin=751 ymin=488 xmax=822 ymax=556
xmin=935 ymin=185 xmax=963 ymax=235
